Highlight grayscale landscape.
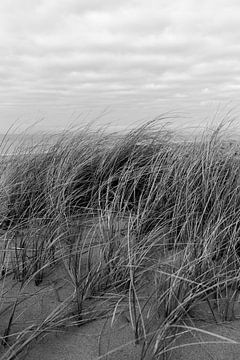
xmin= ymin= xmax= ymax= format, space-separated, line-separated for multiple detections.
xmin=1 ymin=1 xmax=240 ymax=359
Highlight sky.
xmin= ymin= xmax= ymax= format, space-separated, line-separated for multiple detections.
xmin=0 ymin=0 xmax=240 ymax=133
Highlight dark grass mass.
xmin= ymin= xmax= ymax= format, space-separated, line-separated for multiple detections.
xmin=1 ymin=119 xmax=240 ymax=359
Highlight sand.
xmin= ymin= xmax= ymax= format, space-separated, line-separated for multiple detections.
xmin=1 ymin=221 xmax=240 ymax=360
xmin=0 ymin=259 xmax=142 ymax=360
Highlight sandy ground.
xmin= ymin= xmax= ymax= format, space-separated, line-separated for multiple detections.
xmin=0 ymin=259 xmax=142 ymax=360
xmin=169 ymin=320 xmax=240 ymax=360
xmin=1 ymin=221 xmax=240 ymax=360
xmin=2 ymin=280 xmax=240 ymax=360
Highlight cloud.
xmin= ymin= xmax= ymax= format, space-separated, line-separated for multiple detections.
xmin=0 ymin=0 xmax=240 ymax=131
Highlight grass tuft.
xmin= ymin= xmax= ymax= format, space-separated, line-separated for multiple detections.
xmin=0 ymin=119 xmax=240 ymax=359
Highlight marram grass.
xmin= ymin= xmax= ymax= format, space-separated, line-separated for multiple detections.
xmin=0 ymin=120 xmax=240 ymax=359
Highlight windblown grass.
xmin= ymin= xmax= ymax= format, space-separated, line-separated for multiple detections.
xmin=0 ymin=119 xmax=240 ymax=359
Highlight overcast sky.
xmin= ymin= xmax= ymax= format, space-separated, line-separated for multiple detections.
xmin=0 ymin=0 xmax=240 ymax=133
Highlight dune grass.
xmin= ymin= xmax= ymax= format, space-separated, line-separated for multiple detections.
xmin=0 ymin=119 xmax=240 ymax=359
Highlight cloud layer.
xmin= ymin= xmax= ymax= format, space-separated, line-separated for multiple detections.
xmin=0 ymin=0 xmax=239 ymax=130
